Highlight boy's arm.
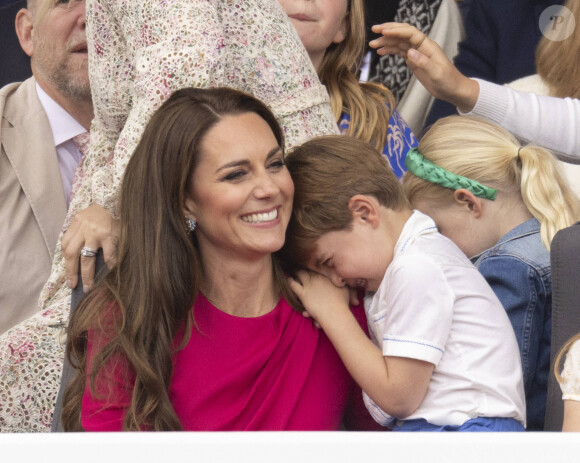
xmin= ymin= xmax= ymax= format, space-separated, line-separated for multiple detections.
xmin=319 ymin=304 xmax=434 ymax=419
xmin=289 ymin=271 xmax=433 ymax=419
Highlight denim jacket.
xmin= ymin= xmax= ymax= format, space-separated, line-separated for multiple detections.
xmin=471 ymin=218 xmax=551 ymax=431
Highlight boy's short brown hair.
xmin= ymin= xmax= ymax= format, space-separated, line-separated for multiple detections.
xmin=283 ymin=135 xmax=410 ymax=267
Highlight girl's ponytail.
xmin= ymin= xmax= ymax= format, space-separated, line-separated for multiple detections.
xmin=518 ymin=145 xmax=580 ymax=249
xmin=403 ymin=116 xmax=580 ymax=249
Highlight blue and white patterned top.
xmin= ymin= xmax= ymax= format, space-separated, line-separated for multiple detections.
xmin=339 ymin=109 xmax=418 ymax=179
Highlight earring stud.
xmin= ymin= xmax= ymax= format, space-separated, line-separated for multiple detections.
xmin=186 ymin=217 xmax=197 ymax=232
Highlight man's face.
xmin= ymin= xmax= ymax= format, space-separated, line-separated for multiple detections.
xmin=32 ymin=1 xmax=90 ymax=102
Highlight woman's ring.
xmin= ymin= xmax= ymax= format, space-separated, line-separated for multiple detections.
xmin=80 ymin=246 xmax=98 ymax=257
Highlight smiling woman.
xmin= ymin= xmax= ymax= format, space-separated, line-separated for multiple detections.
xmin=0 ymin=0 xmax=342 ymax=432
xmin=185 ymin=112 xmax=294 ymax=268
xmin=60 ymin=87 xmax=377 ymax=432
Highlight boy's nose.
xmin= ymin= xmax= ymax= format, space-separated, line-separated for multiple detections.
xmin=330 ymin=273 xmax=346 ymax=288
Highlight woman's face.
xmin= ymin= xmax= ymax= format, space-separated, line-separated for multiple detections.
xmin=184 ymin=112 xmax=294 ymax=262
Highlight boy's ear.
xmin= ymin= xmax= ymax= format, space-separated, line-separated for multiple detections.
xmin=453 ymin=189 xmax=483 ymax=218
xmin=348 ymin=195 xmax=380 ymax=227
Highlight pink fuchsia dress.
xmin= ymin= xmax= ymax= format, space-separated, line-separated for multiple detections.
xmin=0 ymin=0 xmax=337 ymax=432
xmin=82 ymin=295 xmax=380 ymax=431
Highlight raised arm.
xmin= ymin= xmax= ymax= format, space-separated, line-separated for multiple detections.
xmin=370 ymin=22 xmax=479 ymax=113
xmin=370 ymin=22 xmax=580 ymax=162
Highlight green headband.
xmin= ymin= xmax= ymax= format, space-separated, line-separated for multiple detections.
xmin=405 ymin=148 xmax=497 ymax=201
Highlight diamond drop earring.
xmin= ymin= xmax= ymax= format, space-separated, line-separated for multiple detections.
xmin=186 ymin=217 xmax=197 ymax=232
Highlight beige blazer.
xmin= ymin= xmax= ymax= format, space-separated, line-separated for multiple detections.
xmin=0 ymin=77 xmax=67 ymax=334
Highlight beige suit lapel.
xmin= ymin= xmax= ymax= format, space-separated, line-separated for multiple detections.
xmin=2 ymin=77 xmax=67 ymax=261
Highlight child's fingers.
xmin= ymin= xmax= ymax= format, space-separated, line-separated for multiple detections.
xmin=348 ymin=287 xmax=360 ymax=307
xmin=287 ymin=269 xmax=314 ymax=296
xmin=287 ymin=275 xmax=304 ymax=297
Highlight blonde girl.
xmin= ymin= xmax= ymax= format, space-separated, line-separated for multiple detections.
xmin=403 ymin=115 xmax=580 ymax=430
xmin=278 ymin=0 xmax=417 ymax=177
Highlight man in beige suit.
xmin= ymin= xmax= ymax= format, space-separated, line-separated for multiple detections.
xmin=0 ymin=0 xmax=93 ymax=333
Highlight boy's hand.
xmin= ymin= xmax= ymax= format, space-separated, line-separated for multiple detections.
xmin=369 ymin=22 xmax=479 ymax=113
xmin=288 ymin=270 xmax=350 ymax=325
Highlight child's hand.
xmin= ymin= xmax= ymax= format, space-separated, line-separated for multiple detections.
xmin=288 ymin=270 xmax=350 ymax=325
xmin=369 ymin=22 xmax=479 ymax=113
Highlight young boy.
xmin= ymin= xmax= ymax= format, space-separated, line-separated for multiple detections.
xmin=284 ymin=135 xmax=526 ymax=431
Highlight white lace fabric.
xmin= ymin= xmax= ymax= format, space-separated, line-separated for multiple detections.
xmin=561 ymin=339 xmax=580 ymax=402
xmin=0 ymin=0 xmax=336 ymax=432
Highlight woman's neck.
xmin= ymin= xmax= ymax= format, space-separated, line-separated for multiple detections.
xmin=198 ymin=251 xmax=279 ymax=318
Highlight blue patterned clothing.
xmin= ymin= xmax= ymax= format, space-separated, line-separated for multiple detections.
xmin=338 ymin=109 xmax=418 ymax=179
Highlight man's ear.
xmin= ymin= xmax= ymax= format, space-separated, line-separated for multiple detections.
xmin=15 ymin=8 xmax=34 ymax=57
xmin=453 ymin=189 xmax=484 ymax=218
xmin=347 ymin=194 xmax=380 ymax=227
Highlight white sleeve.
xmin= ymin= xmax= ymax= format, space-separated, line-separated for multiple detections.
xmin=463 ymin=79 xmax=580 ymax=164
xmin=381 ymin=255 xmax=454 ymax=366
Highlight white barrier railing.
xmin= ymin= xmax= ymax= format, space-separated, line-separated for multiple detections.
xmin=1 ymin=431 xmax=579 ymax=463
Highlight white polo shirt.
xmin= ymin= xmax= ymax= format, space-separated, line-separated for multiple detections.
xmin=363 ymin=211 xmax=526 ymax=428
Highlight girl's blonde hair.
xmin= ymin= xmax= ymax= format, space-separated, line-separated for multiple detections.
xmin=403 ymin=116 xmax=580 ymax=250
xmin=536 ymin=0 xmax=580 ymax=98
xmin=318 ymin=0 xmax=395 ymax=152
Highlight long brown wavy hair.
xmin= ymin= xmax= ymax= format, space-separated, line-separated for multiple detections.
xmin=62 ymin=87 xmax=298 ymax=431
xmin=318 ymin=0 xmax=395 ymax=151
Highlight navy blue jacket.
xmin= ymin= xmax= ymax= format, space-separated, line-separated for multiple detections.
xmin=424 ymin=0 xmax=563 ymax=132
